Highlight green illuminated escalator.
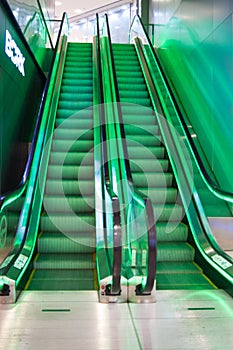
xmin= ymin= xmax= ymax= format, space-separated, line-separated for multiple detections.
xmin=112 ymin=43 xmax=214 ymax=290
xmin=26 ymin=43 xmax=96 ymax=290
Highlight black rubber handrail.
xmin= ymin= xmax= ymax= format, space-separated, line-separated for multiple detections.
xmin=104 ymin=13 xmax=156 ymax=295
xmin=96 ymin=13 xmax=122 ymax=296
xmin=0 ymin=12 xmax=68 ymax=205
xmin=133 ymin=15 xmax=233 ymax=203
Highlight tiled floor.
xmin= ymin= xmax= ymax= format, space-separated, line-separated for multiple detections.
xmin=0 ymin=289 xmax=233 ymax=350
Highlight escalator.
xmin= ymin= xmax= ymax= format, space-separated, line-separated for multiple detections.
xmin=0 ymin=11 xmax=124 ymax=303
xmin=26 ymin=43 xmax=96 ymax=290
xmin=111 ymin=43 xmax=215 ymax=290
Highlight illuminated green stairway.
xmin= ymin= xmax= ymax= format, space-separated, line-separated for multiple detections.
xmin=112 ymin=43 xmax=214 ymax=290
xmin=27 ymin=43 xmax=96 ymax=290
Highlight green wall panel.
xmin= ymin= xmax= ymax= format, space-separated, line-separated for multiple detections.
xmin=151 ymin=0 xmax=233 ymax=192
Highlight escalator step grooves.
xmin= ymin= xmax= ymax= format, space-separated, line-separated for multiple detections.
xmin=112 ymin=43 xmax=214 ymax=290
xmin=28 ymin=43 xmax=96 ymax=291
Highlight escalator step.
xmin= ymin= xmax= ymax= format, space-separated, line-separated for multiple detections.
xmin=49 ymin=151 xmax=93 ymax=165
xmin=51 ymin=139 xmax=93 ymax=152
xmin=41 ymin=214 xmax=95 ymax=233
xmin=121 ymin=104 xmax=154 ymax=115
xmin=157 ymin=262 xmax=201 ymax=274
xmin=56 ymin=109 xmax=93 ymax=120
xmin=153 ymin=204 xmax=183 ymax=222
xmin=59 ymin=92 xmax=93 ymax=102
xmin=53 ymin=128 xmax=93 ymax=141
xmin=132 ymin=172 xmax=173 ymax=187
xmin=156 ymin=222 xmax=188 ymax=242
xmin=61 ymin=85 xmax=93 ymax=94
xmin=156 ymin=273 xmax=215 ymax=290
xmin=38 ymin=232 xmax=95 ymax=253
xmin=34 ymin=253 xmax=95 ymax=269
xmin=122 ymin=114 xmax=156 ymax=126
xmin=130 ymin=159 xmax=168 ymax=172
xmin=62 ymin=76 xmax=92 ymax=85
xmin=27 ymin=270 xmax=95 ymax=291
xmin=47 ymin=165 xmax=94 ymax=180
xmin=127 ymin=145 xmax=165 ymax=159
xmin=157 ymin=242 xmax=195 ymax=262
xmin=126 ymin=134 xmax=160 ymax=146
xmin=43 ymin=196 xmax=94 ymax=213
xmin=58 ymin=100 xmax=93 ymax=110
xmin=139 ymin=187 xmax=177 ymax=204
xmin=45 ymin=179 xmax=94 ymax=196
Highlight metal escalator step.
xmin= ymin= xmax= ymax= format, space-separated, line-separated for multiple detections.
xmin=116 ymin=70 xmax=143 ymax=78
xmin=38 ymin=232 xmax=95 ymax=253
xmin=157 ymin=242 xmax=195 ymax=262
xmin=114 ymin=64 xmax=141 ymax=73
xmin=127 ymin=145 xmax=165 ymax=159
xmin=56 ymin=108 xmax=93 ymax=120
xmin=118 ymin=77 xmax=145 ymax=85
xmin=47 ymin=165 xmax=93 ymax=180
xmin=130 ymin=158 xmax=168 ymax=172
xmin=58 ymin=100 xmax=93 ymax=110
xmin=41 ymin=214 xmax=95 ymax=233
xmin=122 ymin=114 xmax=156 ymax=126
xmin=126 ymin=134 xmax=160 ymax=146
xmin=34 ymin=253 xmax=95 ymax=269
xmin=156 ymin=222 xmax=188 ymax=242
xmin=153 ymin=204 xmax=183 ymax=222
xmin=157 ymin=262 xmax=201 ymax=274
xmin=132 ymin=172 xmax=173 ymax=187
xmin=51 ymin=140 xmax=93 ymax=152
xmin=124 ymin=124 xmax=158 ymax=135
xmin=43 ymin=196 xmax=94 ymax=213
xmin=139 ymin=187 xmax=177 ymax=204
xmin=119 ymin=88 xmax=149 ymax=98
xmin=27 ymin=276 xmax=95 ymax=291
xmin=32 ymin=269 xmax=94 ymax=280
xmin=55 ymin=117 xmax=93 ymax=128
xmin=45 ymin=179 xmax=94 ymax=196
xmin=53 ymin=128 xmax=93 ymax=141
xmin=61 ymin=76 xmax=92 ymax=85
xmin=28 ymin=269 xmax=95 ymax=290
xmin=59 ymin=92 xmax=93 ymax=102
xmin=49 ymin=151 xmax=93 ymax=165
xmin=61 ymin=85 xmax=93 ymax=94
xmin=64 ymin=64 xmax=92 ymax=72
xmin=121 ymin=104 xmax=153 ymax=115
xmin=156 ymin=273 xmax=214 ymax=290
xmin=120 ymin=97 xmax=151 ymax=107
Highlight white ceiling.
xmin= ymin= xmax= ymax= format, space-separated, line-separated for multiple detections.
xmin=54 ymin=0 xmax=130 ymax=19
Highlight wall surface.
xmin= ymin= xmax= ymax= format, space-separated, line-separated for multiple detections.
xmin=0 ymin=2 xmax=45 ymax=193
xmin=150 ymin=0 xmax=233 ymax=193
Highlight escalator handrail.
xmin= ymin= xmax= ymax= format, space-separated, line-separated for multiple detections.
xmin=96 ymin=13 xmax=122 ymax=296
xmin=36 ymin=0 xmax=54 ymax=49
xmin=130 ymin=15 xmax=233 ymax=203
xmin=0 ymin=12 xmax=68 ymax=207
xmin=104 ymin=13 xmax=156 ymax=295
